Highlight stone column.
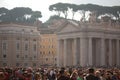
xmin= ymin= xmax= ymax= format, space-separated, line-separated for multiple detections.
xmin=80 ymin=37 xmax=88 ymax=67
xmin=57 ymin=39 xmax=60 ymax=67
xmin=57 ymin=39 xmax=62 ymax=67
xmin=88 ymin=37 xmax=93 ymax=66
xmin=73 ymin=38 xmax=77 ymax=66
xmin=101 ymin=38 xmax=106 ymax=66
xmin=79 ymin=38 xmax=81 ymax=65
xmin=63 ymin=39 xmax=67 ymax=67
xmin=109 ymin=39 xmax=112 ymax=66
xmin=116 ymin=39 xmax=120 ymax=66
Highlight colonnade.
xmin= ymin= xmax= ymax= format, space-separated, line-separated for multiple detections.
xmin=57 ymin=37 xmax=120 ymax=67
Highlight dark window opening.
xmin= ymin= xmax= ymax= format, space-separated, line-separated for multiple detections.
xmin=3 ymin=54 xmax=6 ymax=58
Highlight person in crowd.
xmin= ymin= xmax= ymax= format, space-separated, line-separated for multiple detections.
xmin=100 ymin=73 xmax=106 ymax=80
xmin=95 ymin=70 xmax=101 ymax=80
xmin=0 ymin=72 xmax=5 ymax=80
xmin=0 ymin=66 xmax=120 ymax=80
xmin=57 ymin=67 xmax=70 ymax=80
xmin=70 ymin=70 xmax=78 ymax=80
xmin=34 ymin=72 xmax=41 ymax=80
xmin=77 ymin=70 xmax=84 ymax=80
xmin=86 ymin=68 xmax=97 ymax=80
xmin=47 ymin=69 xmax=56 ymax=80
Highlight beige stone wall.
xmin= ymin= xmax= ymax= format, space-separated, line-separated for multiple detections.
xmin=0 ymin=24 xmax=40 ymax=67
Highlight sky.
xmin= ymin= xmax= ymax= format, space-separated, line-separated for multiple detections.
xmin=0 ymin=0 xmax=120 ymax=22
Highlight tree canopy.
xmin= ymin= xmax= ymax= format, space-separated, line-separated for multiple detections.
xmin=0 ymin=7 xmax=42 ymax=24
xmin=49 ymin=3 xmax=120 ymax=21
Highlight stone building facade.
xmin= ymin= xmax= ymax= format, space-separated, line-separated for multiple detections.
xmin=39 ymin=34 xmax=57 ymax=66
xmin=56 ymin=19 xmax=120 ymax=67
xmin=0 ymin=23 xmax=40 ymax=67
xmin=1 ymin=18 xmax=119 ymax=68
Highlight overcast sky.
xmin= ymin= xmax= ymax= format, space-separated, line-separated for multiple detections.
xmin=0 ymin=0 xmax=120 ymax=22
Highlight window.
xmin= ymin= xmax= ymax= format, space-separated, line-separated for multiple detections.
xmin=49 ymin=45 xmax=50 ymax=48
xmin=42 ymin=46 xmax=44 ymax=48
xmin=46 ymin=58 xmax=48 ymax=61
xmin=16 ymin=63 xmax=19 ymax=67
xmin=55 ymin=58 xmax=57 ymax=61
xmin=3 ymin=63 xmax=7 ymax=66
xmin=21 ymin=57 xmax=24 ymax=59
xmin=52 ymin=51 xmax=54 ymax=54
xmin=3 ymin=54 xmax=6 ymax=58
xmin=25 ymin=55 xmax=28 ymax=58
xmin=52 ymin=45 xmax=53 ymax=48
xmin=22 ymin=29 xmax=24 ymax=31
xmin=24 ymin=63 xmax=28 ymax=66
xmin=33 ymin=44 xmax=36 ymax=51
xmin=33 ymin=39 xmax=36 ymax=41
xmin=52 ymin=38 xmax=54 ymax=42
xmin=49 ymin=51 xmax=50 ymax=54
xmin=34 ymin=56 xmax=36 ymax=58
xmin=29 ymin=57 xmax=32 ymax=60
xmin=43 ymin=51 xmax=45 ymax=54
xmin=40 ymin=51 xmax=42 ymax=54
xmin=25 ymin=44 xmax=28 ymax=51
xmin=16 ymin=55 xmax=19 ymax=58
xmin=3 ymin=37 xmax=7 ymax=40
xmin=31 ymin=30 xmax=33 ymax=32
xmin=25 ymin=39 xmax=28 ymax=41
xmin=16 ymin=38 xmax=20 ymax=40
xmin=33 ymin=63 xmax=36 ymax=67
xmin=16 ymin=43 xmax=20 ymax=50
xmin=3 ymin=43 xmax=6 ymax=50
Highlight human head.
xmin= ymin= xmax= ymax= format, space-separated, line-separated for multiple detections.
xmin=88 ymin=68 xmax=95 ymax=74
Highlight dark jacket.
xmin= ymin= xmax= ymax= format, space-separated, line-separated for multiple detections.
xmin=57 ymin=75 xmax=70 ymax=80
xmin=86 ymin=74 xmax=97 ymax=80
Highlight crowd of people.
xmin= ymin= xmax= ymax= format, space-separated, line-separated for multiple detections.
xmin=0 ymin=66 xmax=120 ymax=80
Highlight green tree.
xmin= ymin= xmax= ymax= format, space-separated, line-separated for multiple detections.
xmin=69 ymin=4 xmax=79 ymax=20
xmin=49 ymin=3 xmax=62 ymax=17
xmin=49 ymin=3 xmax=120 ymax=21
xmin=0 ymin=7 xmax=42 ymax=24
xmin=31 ymin=11 xmax=42 ymax=20
xmin=0 ymin=7 xmax=8 ymax=14
xmin=49 ymin=3 xmax=69 ymax=19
